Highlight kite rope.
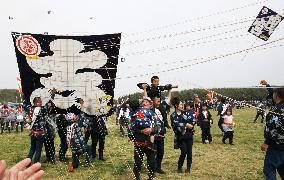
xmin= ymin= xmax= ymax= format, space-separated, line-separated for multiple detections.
xmin=68 ymin=0 xmax=269 ymax=37
xmin=126 ymin=0 xmax=270 ymax=36
xmin=111 ymin=37 xmax=284 ymax=80
xmin=122 ymin=35 xmax=284 ymax=69
xmin=69 ymin=6 xmax=284 ymax=49
xmin=82 ymin=8 xmax=284 ymax=57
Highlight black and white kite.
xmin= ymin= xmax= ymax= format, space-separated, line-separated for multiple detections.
xmin=248 ymin=6 xmax=283 ymax=41
xmin=11 ymin=32 xmax=121 ymax=116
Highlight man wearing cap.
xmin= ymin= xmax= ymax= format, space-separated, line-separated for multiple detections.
xmin=129 ymin=95 xmax=157 ymax=180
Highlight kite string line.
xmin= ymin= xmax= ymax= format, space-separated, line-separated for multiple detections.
xmin=84 ymin=17 xmax=284 ymax=69
xmin=123 ymin=42 xmax=284 ymax=70
xmin=190 ymin=82 xmax=284 ymax=118
xmin=122 ymin=32 xmax=250 ymax=57
xmin=81 ymin=23 xmax=252 ymax=69
xmin=126 ymin=0 xmax=270 ymax=36
xmin=70 ymin=6 xmax=284 ymax=48
xmin=37 ymin=5 xmax=283 ymax=50
xmin=68 ymin=0 xmax=269 ymax=37
xmin=112 ymin=37 xmax=284 ymax=80
xmin=72 ymin=15 xmax=254 ymax=56
xmin=80 ymin=22 xmax=255 ymax=70
xmin=91 ymin=23 xmax=284 ymax=70
xmin=80 ymin=7 xmax=284 ymax=60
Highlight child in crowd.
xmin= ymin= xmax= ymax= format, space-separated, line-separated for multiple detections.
xmin=222 ymin=108 xmax=235 ymax=145
xmin=66 ymin=100 xmax=91 ymax=169
xmin=198 ymin=103 xmax=213 ymax=144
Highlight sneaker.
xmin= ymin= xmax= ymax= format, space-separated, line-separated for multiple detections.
xmin=156 ymin=169 xmax=166 ymax=174
xmin=222 ymin=139 xmax=226 ymax=144
xmin=185 ymin=169 xmax=190 ymax=173
xmin=205 ymin=140 xmax=209 ymax=144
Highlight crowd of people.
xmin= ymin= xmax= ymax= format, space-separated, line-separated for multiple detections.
xmin=0 ymin=104 xmax=25 ymax=133
xmin=0 ymin=77 xmax=283 ymax=180
xmin=113 ymin=76 xmax=238 ymax=179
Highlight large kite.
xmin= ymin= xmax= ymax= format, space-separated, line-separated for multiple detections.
xmin=11 ymin=32 xmax=121 ymax=116
xmin=248 ymin=6 xmax=283 ymax=41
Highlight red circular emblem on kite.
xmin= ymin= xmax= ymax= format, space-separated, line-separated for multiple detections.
xmin=16 ymin=35 xmax=41 ymax=56
xmin=137 ymin=111 xmax=144 ymax=119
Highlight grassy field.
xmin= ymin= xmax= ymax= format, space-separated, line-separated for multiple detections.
xmin=0 ymin=108 xmax=268 ymax=180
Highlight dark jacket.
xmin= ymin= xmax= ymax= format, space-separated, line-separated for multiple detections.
xmin=171 ymin=111 xmax=195 ymax=140
xmin=129 ymin=107 xmax=157 ymax=142
xmin=264 ymin=85 xmax=284 ymax=150
xmin=67 ymin=113 xmax=89 ymax=153
xmin=152 ymin=108 xmax=166 ymax=141
xmin=198 ymin=110 xmax=213 ymax=129
xmin=29 ymin=106 xmax=48 ymax=133
xmin=89 ymin=116 xmax=108 ymax=137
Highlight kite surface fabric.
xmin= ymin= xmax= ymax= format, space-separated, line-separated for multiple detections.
xmin=11 ymin=32 xmax=121 ymax=116
xmin=248 ymin=6 xmax=283 ymax=41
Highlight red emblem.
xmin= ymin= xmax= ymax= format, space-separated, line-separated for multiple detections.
xmin=137 ymin=111 xmax=144 ymax=119
xmin=16 ymin=35 xmax=41 ymax=56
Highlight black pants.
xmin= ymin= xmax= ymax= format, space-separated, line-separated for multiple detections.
xmin=119 ymin=118 xmax=129 ymax=136
xmin=254 ymin=112 xmax=264 ymax=123
xmin=11 ymin=121 xmax=16 ymax=130
xmin=133 ymin=145 xmax=155 ymax=180
xmin=28 ymin=135 xmax=44 ymax=163
xmin=16 ymin=122 xmax=24 ymax=132
xmin=201 ymin=127 xmax=212 ymax=143
xmin=85 ymin=132 xmax=105 ymax=159
xmin=222 ymin=131 xmax=234 ymax=144
xmin=58 ymin=129 xmax=68 ymax=161
xmin=44 ymin=133 xmax=56 ymax=162
xmin=218 ymin=117 xmax=224 ymax=132
xmin=4 ymin=121 xmax=11 ymax=132
xmin=264 ymin=147 xmax=284 ymax=180
xmin=178 ymin=138 xmax=193 ymax=171
xmin=72 ymin=146 xmax=91 ymax=168
xmin=155 ymin=139 xmax=164 ymax=171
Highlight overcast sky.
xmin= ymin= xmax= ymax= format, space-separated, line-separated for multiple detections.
xmin=1 ymin=0 xmax=284 ymax=98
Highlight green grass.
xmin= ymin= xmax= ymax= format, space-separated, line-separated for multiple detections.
xmin=0 ymin=108 xmax=267 ymax=179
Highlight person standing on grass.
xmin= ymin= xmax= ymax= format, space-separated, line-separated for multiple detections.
xmin=66 ymin=103 xmax=91 ymax=169
xmin=198 ymin=103 xmax=213 ymax=144
xmin=16 ymin=105 xmax=24 ymax=132
xmin=128 ymin=96 xmax=157 ymax=180
xmin=254 ymin=100 xmax=265 ymax=123
xmin=259 ymin=80 xmax=284 ymax=180
xmin=27 ymin=97 xmax=49 ymax=163
xmin=27 ymin=88 xmax=56 ymax=163
xmin=171 ymin=97 xmax=195 ymax=174
xmin=117 ymin=102 xmax=131 ymax=137
xmin=222 ymin=108 xmax=235 ymax=145
xmin=151 ymin=87 xmax=172 ymax=174
xmin=217 ymin=98 xmax=227 ymax=134
xmin=0 ymin=105 xmax=9 ymax=134
xmin=89 ymin=116 xmax=108 ymax=161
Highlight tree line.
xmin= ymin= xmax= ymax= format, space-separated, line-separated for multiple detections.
xmin=0 ymin=89 xmax=22 ymax=104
